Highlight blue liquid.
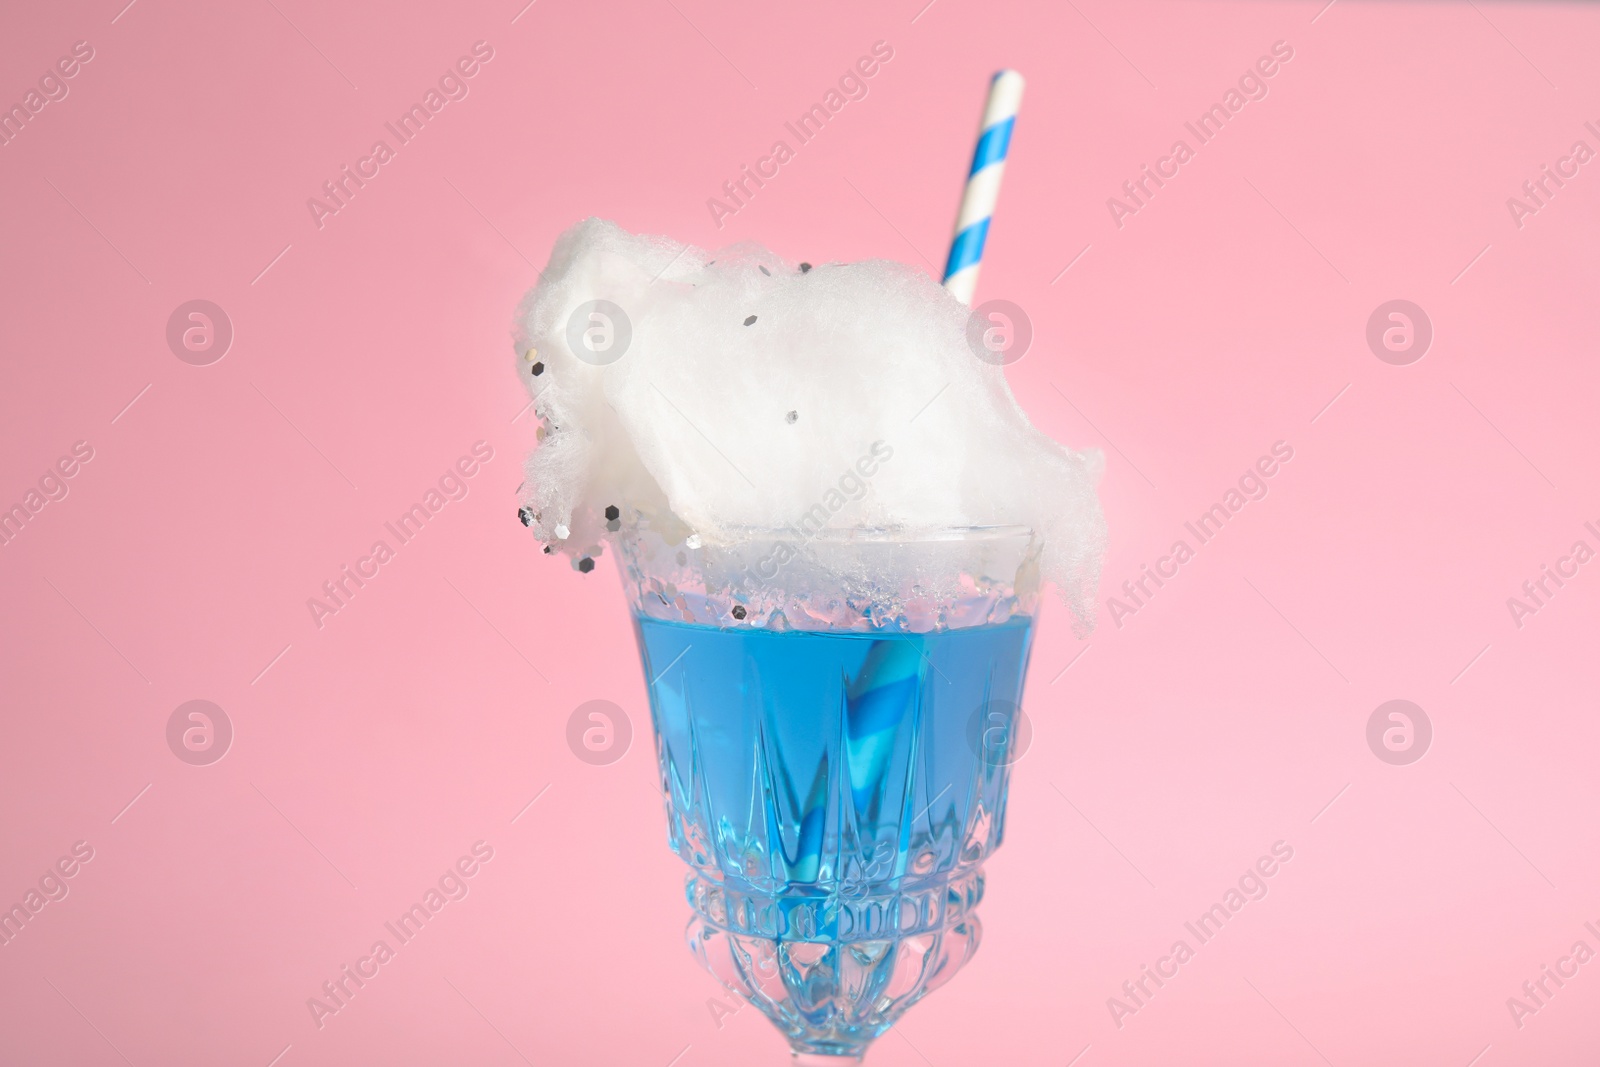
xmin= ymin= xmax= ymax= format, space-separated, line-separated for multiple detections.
xmin=635 ymin=615 xmax=1036 ymax=1057
xmin=634 ymin=616 xmax=1035 ymax=905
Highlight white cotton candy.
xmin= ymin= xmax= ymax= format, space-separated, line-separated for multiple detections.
xmin=513 ymin=218 xmax=1106 ymax=632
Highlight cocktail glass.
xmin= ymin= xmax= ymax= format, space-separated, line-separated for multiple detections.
xmin=619 ymin=523 xmax=1040 ymax=1063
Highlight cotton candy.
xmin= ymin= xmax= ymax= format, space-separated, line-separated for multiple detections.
xmin=513 ymin=218 xmax=1105 ymax=631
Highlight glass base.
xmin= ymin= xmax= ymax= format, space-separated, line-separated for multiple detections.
xmin=689 ymin=899 xmax=981 ymax=1061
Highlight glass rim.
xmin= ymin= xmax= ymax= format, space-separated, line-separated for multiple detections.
xmin=697 ymin=523 xmax=1034 ymax=545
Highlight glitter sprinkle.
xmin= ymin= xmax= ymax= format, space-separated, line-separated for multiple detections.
xmin=554 ymin=524 xmax=570 ymax=539
xmin=743 ymin=315 xmax=757 ymax=326
xmin=785 ymin=410 xmax=798 ymax=424
xmin=543 ymin=545 xmax=552 ymax=554
xmin=732 ymin=605 xmax=747 ymax=619
xmin=686 ymin=533 xmax=703 ymax=549
xmin=517 ymin=507 xmax=532 ymax=526
xmin=604 ymin=505 xmax=620 ymax=520
xmin=799 ymin=262 xmax=812 ymax=273
xmin=531 ymin=361 xmax=545 ymax=376
xmin=578 ymin=557 xmax=594 ymax=573
xmin=759 ymin=265 xmax=771 ymax=276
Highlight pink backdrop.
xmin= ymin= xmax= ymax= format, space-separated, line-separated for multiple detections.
xmin=3 ymin=0 xmax=1598 ymax=1064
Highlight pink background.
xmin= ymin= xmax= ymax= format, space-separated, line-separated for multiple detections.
xmin=3 ymin=0 xmax=1599 ymax=1064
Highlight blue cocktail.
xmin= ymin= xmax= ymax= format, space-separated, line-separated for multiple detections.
xmin=508 ymin=214 xmax=1108 ymax=1062
xmin=622 ymin=526 xmax=1039 ymax=1062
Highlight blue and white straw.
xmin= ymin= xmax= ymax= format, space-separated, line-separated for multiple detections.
xmin=942 ymin=70 xmax=1025 ymax=306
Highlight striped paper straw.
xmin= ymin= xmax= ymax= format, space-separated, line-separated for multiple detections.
xmin=942 ymin=70 xmax=1025 ymax=306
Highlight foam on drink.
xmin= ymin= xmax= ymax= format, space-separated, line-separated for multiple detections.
xmin=513 ymin=218 xmax=1106 ymax=631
